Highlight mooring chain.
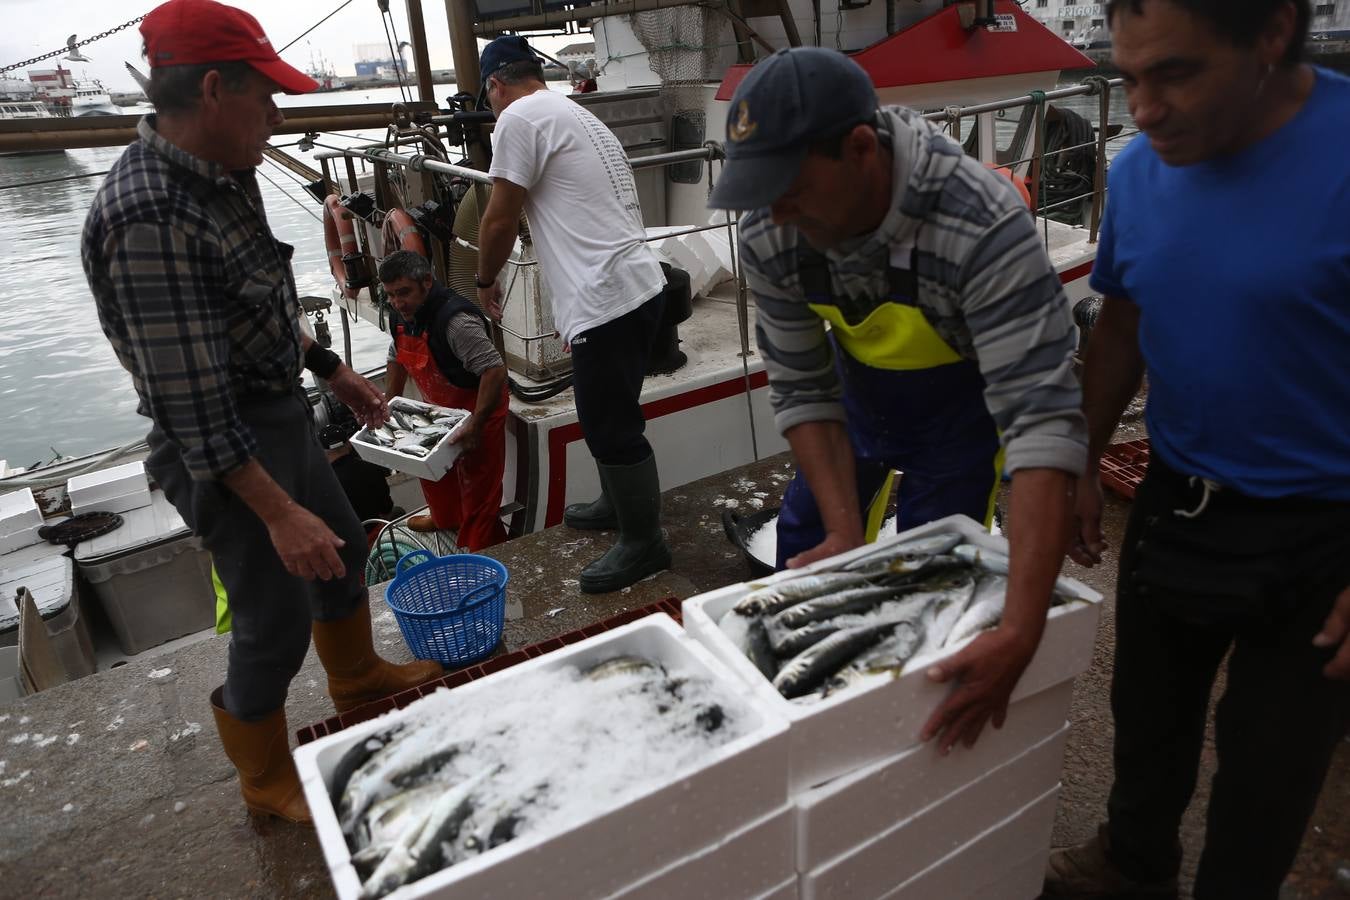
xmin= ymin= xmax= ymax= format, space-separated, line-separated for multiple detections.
xmin=0 ymin=15 xmax=149 ymax=74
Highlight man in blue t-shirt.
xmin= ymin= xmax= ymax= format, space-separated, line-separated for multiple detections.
xmin=1044 ymin=1 xmax=1350 ymax=898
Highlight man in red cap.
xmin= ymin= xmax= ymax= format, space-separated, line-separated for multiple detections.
xmin=81 ymin=0 xmax=442 ymax=825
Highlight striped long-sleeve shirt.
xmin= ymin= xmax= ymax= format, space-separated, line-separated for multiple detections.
xmin=741 ymin=107 xmax=1087 ymax=476
xmin=81 ymin=117 xmax=304 ymax=481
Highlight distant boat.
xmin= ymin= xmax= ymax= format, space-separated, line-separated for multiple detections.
xmin=69 ymin=80 xmax=119 ymax=116
xmin=307 ymin=47 xmax=348 ymax=93
xmin=0 ymin=95 xmax=67 ymax=155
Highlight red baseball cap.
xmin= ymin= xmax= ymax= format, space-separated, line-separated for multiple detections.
xmin=140 ymin=0 xmax=318 ymax=94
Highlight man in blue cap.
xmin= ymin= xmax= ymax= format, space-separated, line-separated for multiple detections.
xmin=709 ymin=47 xmax=1086 ymax=753
xmin=472 ymin=35 xmax=672 ymax=594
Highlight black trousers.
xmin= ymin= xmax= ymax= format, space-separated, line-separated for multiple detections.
xmin=146 ymin=392 xmax=368 ymax=720
xmin=569 ymin=293 xmax=663 ymax=466
xmin=1106 ymin=456 xmax=1350 ymax=899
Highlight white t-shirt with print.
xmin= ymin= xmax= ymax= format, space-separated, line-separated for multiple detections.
xmin=488 ymin=89 xmax=665 ymax=345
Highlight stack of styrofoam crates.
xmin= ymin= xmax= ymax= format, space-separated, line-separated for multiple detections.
xmin=0 ymin=488 xmax=44 ymax=554
xmin=682 ymin=515 xmax=1103 ymax=900
xmin=67 ymin=461 xmax=152 ymax=516
xmin=295 ymin=615 xmax=795 ymax=900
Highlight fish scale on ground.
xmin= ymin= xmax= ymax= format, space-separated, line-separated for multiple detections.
xmin=716 ymin=531 xmax=1088 ymax=701
xmin=325 ymin=655 xmax=753 ymax=899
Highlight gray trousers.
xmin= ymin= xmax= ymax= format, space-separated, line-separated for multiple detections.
xmin=146 ymin=391 xmax=368 ymax=720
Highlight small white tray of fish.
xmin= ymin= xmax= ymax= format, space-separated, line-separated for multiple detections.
xmin=295 ymin=614 xmax=791 ymax=900
xmin=682 ymin=514 xmax=1102 ymax=793
xmin=350 ymin=398 xmax=471 ymax=481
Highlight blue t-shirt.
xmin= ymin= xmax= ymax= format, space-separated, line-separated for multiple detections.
xmin=1091 ymin=67 xmax=1350 ymax=500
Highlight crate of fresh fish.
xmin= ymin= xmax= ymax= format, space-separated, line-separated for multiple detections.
xmin=350 ymin=397 xmax=471 ymax=481
xmin=682 ymin=514 xmax=1101 ymax=793
xmin=294 ymin=614 xmax=792 ymax=900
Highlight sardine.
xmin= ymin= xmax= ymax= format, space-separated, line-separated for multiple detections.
xmin=331 ymin=727 xmax=404 ymax=810
xmin=360 ymin=767 xmax=494 ymax=900
xmin=339 ymin=731 xmax=456 ymax=835
xmin=773 ymin=583 xmax=906 ymax=630
xmin=409 ymin=413 xmax=434 ymax=428
xmin=824 ymin=620 xmax=927 ymax=692
xmin=356 ymin=781 xmax=442 ymax=859
xmin=768 ymin=592 xmax=932 ymax=657
xmin=840 ymin=531 xmax=964 ymax=572
xmin=585 ymin=655 xmax=662 ymax=680
xmin=911 ymin=574 xmax=978 ymax=661
xmin=731 ymin=571 xmax=875 ymax=617
xmin=389 ymin=408 xmax=413 ymax=431
xmin=433 ymin=415 xmax=463 ymax=427
xmin=943 ymin=573 xmax=1008 ymax=649
xmin=772 ymin=622 xmax=898 ymax=699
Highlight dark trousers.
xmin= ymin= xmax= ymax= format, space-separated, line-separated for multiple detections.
xmin=776 ymin=354 xmax=1001 ymax=569
xmin=1106 ymin=456 xmax=1350 ymax=899
xmin=569 ymin=293 xmax=663 ymax=466
xmin=146 ymin=392 xmax=368 ymax=720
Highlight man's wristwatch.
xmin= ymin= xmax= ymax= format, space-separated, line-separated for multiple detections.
xmin=475 ymin=276 xmax=494 ymax=289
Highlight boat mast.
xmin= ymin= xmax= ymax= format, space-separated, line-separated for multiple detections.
xmin=442 ymin=0 xmax=490 ymax=169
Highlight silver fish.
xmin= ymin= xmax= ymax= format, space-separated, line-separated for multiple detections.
xmin=768 ymin=593 xmax=932 ymax=657
xmin=911 ymin=574 xmax=978 ymax=660
xmin=824 ymin=620 xmax=927 ymax=693
xmin=772 ymin=622 xmax=898 ymax=699
xmin=356 ymin=782 xmax=443 ymax=863
xmin=953 ymin=545 xmax=1082 ymax=595
xmin=414 ymin=425 xmax=450 ymax=437
xmin=408 ymin=413 xmax=434 ymax=428
xmin=359 ymin=767 xmax=494 ymax=900
xmin=731 ymin=571 xmax=874 ymax=617
xmin=389 ymin=408 xmax=414 ymax=431
xmin=585 ymin=655 xmax=662 ymax=680
xmin=433 ymin=415 xmax=463 ymax=427
xmin=943 ymin=573 xmax=1008 ymax=649
xmin=773 ymin=583 xmax=906 ymax=630
xmin=840 ymin=531 xmax=964 ymax=572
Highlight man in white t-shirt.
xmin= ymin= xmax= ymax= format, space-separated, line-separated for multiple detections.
xmin=473 ymin=35 xmax=671 ymax=593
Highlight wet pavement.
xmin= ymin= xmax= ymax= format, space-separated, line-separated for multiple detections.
xmin=0 ymin=450 xmax=1345 ymax=899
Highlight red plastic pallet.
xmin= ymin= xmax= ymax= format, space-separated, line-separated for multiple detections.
xmin=296 ymin=597 xmax=684 ymax=746
xmin=1099 ymin=439 xmax=1150 ymax=500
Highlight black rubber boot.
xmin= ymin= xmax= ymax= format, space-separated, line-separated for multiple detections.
xmin=579 ymin=454 xmax=672 ymax=594
xmin=563 ymin=485 xmax=618 ymax=530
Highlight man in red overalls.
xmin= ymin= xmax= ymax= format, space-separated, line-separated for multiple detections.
xmin=379 ymin=251 xmax=509 ymax=550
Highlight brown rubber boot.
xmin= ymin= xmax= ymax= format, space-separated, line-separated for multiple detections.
xmin=209 ymin=687 xmax=311 ymax=824
xmin=311 ymin=601 xmax=444 ymax=713
xmin=1043 ymin=825 xmax=1179 ymax=899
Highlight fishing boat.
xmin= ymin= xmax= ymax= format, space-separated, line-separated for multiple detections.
xmin=0 ymin=0 xmax=1132 ymax=675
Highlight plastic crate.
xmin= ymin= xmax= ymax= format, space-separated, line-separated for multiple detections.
xmin=295 ymin=597 xmax=684 ymax=745
xmin=1099 ymin=438 xmax=1150 ymax=500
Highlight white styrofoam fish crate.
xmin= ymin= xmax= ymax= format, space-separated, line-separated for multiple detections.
xmin=682 ymin=514 xmax=1102 ymax=793
xmin=966 ymin=848 xmax=1052 ymax=900
xmin=295 ymin=614 xmax=791 ymax=900
xmin=67 ymin=461 xmax=151 ymax=515
xmin=349 ymin=398 xmax=470 ymax=481
xmin=798 ymin=725 xmax=1067 ymax=900
xmin=794 ymin=681 xmax=1071 ymax=872
xmin=878 ymin=785 xmax=1060 ymax=900
xmin=608 ymin=803 xmax=794 ymax=900
xmin=0 ymin=488 xmax=43 ymax=553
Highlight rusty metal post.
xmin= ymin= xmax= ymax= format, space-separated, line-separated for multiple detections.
xmin=444 ymin=0 xmax=491 ymax=170
xmin=1089 ymin=80 xmax=1111 ymax=243
xmin=405 ymin=0 xmax=437 ymax=104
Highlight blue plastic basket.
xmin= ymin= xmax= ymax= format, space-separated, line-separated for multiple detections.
xmin=384 ymin=550 xmax=508 ymax=666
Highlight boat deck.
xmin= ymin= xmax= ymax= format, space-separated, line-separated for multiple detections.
xmin=0 ymin=451 xmax=1345 ymax=898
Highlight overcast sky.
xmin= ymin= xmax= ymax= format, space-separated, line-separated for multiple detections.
xmin=0 ymin=0 xmax=586 ymax=92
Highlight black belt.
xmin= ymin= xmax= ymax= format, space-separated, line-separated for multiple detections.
xmin=1147 ymin=453 xmax=1348 ymax=516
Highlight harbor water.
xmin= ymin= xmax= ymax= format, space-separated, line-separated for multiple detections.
xmin=0 ymin=82 xmax=1136 ymax=471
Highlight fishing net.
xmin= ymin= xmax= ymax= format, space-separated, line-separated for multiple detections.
xmin=625 ymin=7 xmax=738 ymax=124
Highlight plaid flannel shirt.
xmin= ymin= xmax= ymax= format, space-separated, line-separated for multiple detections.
xmin=82 ymin=117 xmax=304 ymax=481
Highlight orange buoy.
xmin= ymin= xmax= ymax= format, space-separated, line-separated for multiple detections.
xmin=382 ymin=208 xmax=427 ymax=259
xmin=985 ymin=163 xmax=1033 ymax=210
xmin=322 ymin=194 xmax=359 ymax=298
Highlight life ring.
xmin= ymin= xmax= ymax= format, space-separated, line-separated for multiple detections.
xmin=382 ymin=208 xmax=427 ymax=258
xmin=984 ymin=163 xmax=1033 ymax=210
xmin=323 ymin=194 xmax=359 ymax=299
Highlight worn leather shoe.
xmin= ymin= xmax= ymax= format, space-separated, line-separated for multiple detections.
xmin=209 ymin=687 xmax=311 ymax=823
xmin=1043 ymin=825 xmax=1179 ymax=899
xmin=406 ymin=514 xmax=440 ymax=533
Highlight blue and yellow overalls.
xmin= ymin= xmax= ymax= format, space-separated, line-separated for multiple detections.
xmin=775 ymin=242 xmax=1004 ymax=568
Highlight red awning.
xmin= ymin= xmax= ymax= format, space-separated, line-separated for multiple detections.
xmin=715 ymin=1 xmax=1094 ymax=100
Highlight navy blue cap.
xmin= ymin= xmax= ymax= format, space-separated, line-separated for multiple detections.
xmin=479 ymin=35 xmax=539 ymax=83
xmin=708 ymin=47 xmax=878 ymax=210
